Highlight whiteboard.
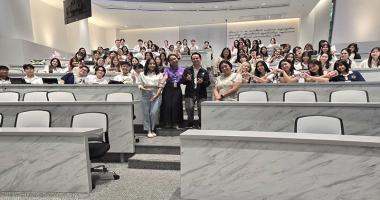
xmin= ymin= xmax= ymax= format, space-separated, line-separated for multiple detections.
xmin=227 ymin=18 xmax=299 ymax=48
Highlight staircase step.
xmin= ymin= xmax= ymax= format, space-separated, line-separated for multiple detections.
xmin=128 ymin=154 xmax=180 ymax=170
xmin=135 ymin=135 xmax=180 ymax=155
xmin=155 ymin=128 xmax=188 ymax=136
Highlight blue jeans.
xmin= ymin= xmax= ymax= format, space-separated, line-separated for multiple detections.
xmin=141 ymin=89 xmax=162 ymax=131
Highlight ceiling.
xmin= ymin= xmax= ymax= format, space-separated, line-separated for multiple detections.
xmin=46 ymin=0 xmax=320 ymax=29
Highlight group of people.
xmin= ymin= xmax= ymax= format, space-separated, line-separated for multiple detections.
xmin=1 ymin=37 xmax=380 ymax=138
xmin=214 ymin=38 xmax=380 ymax=87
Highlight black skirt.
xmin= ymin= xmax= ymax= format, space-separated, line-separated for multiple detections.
xmin=160 ymin=83 xmax=183 ymax=126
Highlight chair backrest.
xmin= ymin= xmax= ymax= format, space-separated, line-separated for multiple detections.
xmin=295 ymin=115 xmax=344 ymax=135
xmin=48 ymin=91 xmax=76 ymax=102
xmin=0 ymin=92 xmax=19 ymax=102
xmin=238 ymin=91 xmax=268 ymax=102
xmin=105 ymin=92 xmax=133 ymax=102
xmin=15 ymin=110 xmax=51 ymax=127
xmin=284 ymin=90 xmax=317 ymax=102
xmin=71 ymin=112 xmax=108 ymax=142
xmin=23 ymin=91 xmax=48 ymax=102
xmin=330 ymin=90 xmax=369 ymax=103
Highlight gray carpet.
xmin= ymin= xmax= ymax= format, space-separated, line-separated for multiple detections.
xmin=0 ymin=163 xmax=181 ymax=200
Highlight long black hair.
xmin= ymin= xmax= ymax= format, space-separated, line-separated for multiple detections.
xmin=144 ymin=58 xmax=160 ymax=75
xmin=368 ymin=47 xmax=380 ymax=68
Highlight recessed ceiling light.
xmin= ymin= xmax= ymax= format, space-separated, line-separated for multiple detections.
xmin=261 ymin=3 xmax=267 ymax=6
xmin=214 ymin=6 xmax=218 ymax=8
xmin=169 ymin=6 xmax=174 ymax=9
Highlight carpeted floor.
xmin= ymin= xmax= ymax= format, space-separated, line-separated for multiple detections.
xmin=0 ymin=163 xmax=181 ymax=200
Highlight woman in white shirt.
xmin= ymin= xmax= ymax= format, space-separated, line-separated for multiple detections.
xmin=340 ymin=48 xmax=357 ymax=68
xmin=213 ymin=60 xmax=242 ymax=101
xmin=360 ymin=47 xmax=380 ymax=68
xmin=88 ymin=66 xmax=108 ymax=84
xmin=113 ymin=61 xmax=135 ymax=85
xmin=275 ymin=59 xmax=300 ymax=83
xmin=45 ymin=58 xmax=65 ymax=73
xmin=138 ymin=59 xmax=164 ymax=138
xmin=23 ymin=64 xmax=43 ymax=84
xmin=252 ymin=61 xmax=274 ymax=83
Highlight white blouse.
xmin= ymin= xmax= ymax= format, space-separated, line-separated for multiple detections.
xmin=138 ymin=72 xmax=163 ymax=88
xmin=113 ymin=73 xmax=135 ymax=85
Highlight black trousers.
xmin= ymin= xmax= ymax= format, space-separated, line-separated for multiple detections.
xmin=160 ymin=84 xmax=183 ymax=127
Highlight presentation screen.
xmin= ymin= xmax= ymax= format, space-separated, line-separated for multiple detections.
xmin=64 ymin=0 xmax=92 ymax=25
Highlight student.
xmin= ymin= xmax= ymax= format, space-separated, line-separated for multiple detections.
xmin=340 ymin=48 xmax=357 ymax=68
xmin=139 ymin=59 xmax=164 ymax=137
xmin=46 ymin=58 xmax=64 ymax=73
xmin=360 ymin=47 xmax=380 ymax=68
xmin=134 ymin=39 xmax=145 ymax=52
xmin=251 ymin=61 xmax=274 ymax=83
xmin=317 ymin=43 xmax=337 ymax=63
xmin=267 ymin=48 xmax=283 ymax=67
xmin=22 ymin=64 xmax=43 ymax=84
xmin=347 ymin=43 xmax=361 ymax=59
xmin=303 ymin=60 xmax=329 ymax=83
xmin=182 ymin=52 xmax=210 ymax=128
xmin=110 ymin=39 xmax=121 ymax=51
xmin=274 ymin=59 xmax=300 ymax=83
xmin=189 ymin=39 xmax=199 ymax=50
xmin=88 ymin=66 xmax=108 ymax=84
xmin=295 ymin=51 xmax=312 ymax=70
xmin=319 ymin=52 xmax=334 ymax=71
xmin=329 ymin=60 xmax=365 ymax=82
xmin=60 ymin=65 xmax=90 ymax=84
xmin=213 ymin=48 xmax=233 ymax=77
xmin=259 ymin=46 xmax=269 ymax=60
xmin=213 ymin=60 xmax=242 ymax=101
xmin=107 ymin=57 xmax=121 ymax=72
xmin=237 ymin=62 xmax=253 ymax=84
xmin=267 ymin=37 xmax=278 ymax=48
xmin=112 ymin=61 xmax=135 ymax=85
xmin=0 ymin=65 xmax=11 ymax=84
xmin=231 ymin=40 xmax=239 ymax=56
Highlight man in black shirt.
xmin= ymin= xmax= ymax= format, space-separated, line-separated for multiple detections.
xmin=182 ymin=52 xmax=211 ymax=128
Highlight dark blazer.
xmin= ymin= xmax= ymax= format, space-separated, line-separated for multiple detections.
xmin=182 ymin=66 xmax=211 ymax=99
xmin=330 ymin=71 xmax=365 ymax=82
xmin=61 ymin=73 xmax=75 ymax=84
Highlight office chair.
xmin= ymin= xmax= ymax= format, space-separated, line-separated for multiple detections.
xmin=238 ymin=91 xmax=268 ymax=102
xmin=330 ymin=90 xmax=369 ymax=103
xmin=0 ymin=91 xmax=20 ymax=102
xmin=23 ymin=91 xmax=48 ymax=102
xmin=295 ymin=115 xmax=344 ymax=135
xmin=71 ymin=112 xmax=120 ymax=188
xmin=48 ymin=91 xmax=76 ymax=101
xmin=15 ymin=110 xmax=51 ymax=127
xmin=283 ymin=90 xmax=317 ymax=102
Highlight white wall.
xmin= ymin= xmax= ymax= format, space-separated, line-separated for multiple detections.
xmin=30 ymin=0 xmax=108 ymax=53
xmin=298 ymin=0 xmax=331 ymax=48
xmin=331 ymin=0 xmax=380 ymax=53
xmin=179 ymin=23 xmax=227 ymax=56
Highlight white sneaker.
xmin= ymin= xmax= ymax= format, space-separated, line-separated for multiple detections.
xmin=147 ymin=132 xmax=154 ymax=138
xmin=152 ymin=132 xmax=157 ymax=137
